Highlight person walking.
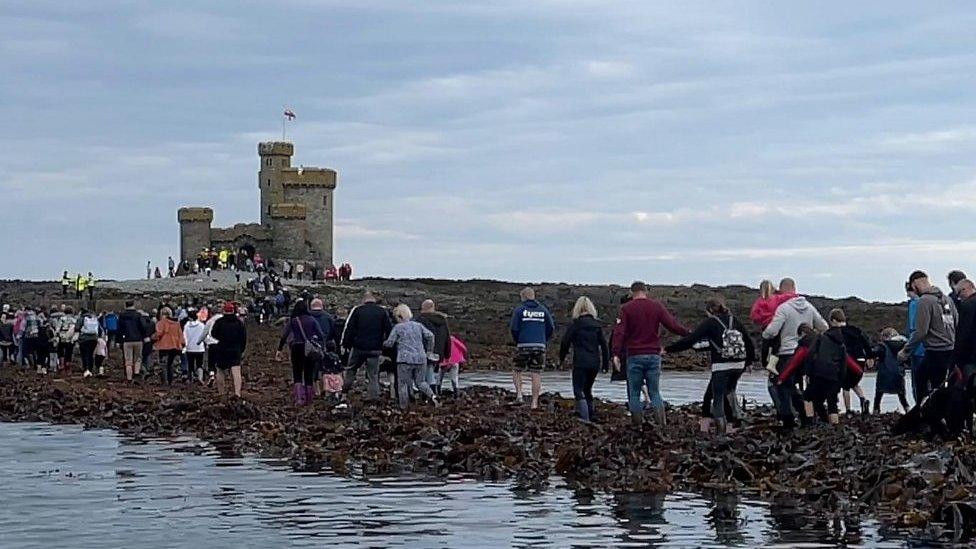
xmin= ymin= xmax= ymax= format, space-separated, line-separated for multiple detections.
xmin=0 ymin=313 xmax=14 ymax=365
xmin=61 ymin=271 xmax=71 ymax=296
xmin=118 ymin=301 xmax=150 ymax=382
xmin=74 ymin=273 xmax=84 ymax=300
xmin=761 ymin=278 xmax=828 ymax=429
xmin=75 ymin=309 xmax=103 ymax=378
xmin=438 ymin=335 xmax=467 ymax=397
xmin=183 ymin=310 xmax=207 ymax=382
xmin=558 ymin=296 xmax=609 ymax=423
xmin=211 ymin=302 xmax=246 ymax=398
xmin=341 ymin=292 xmax=392 ymax=401
xmin=510 ymin=287 xmax=555 ymax=409
xmin=168 ymin=256 xmax=176 ymax=277
xmin=198 ymin=303 xmax=224 ymax=384
xmin=153 ymin=307 xmax=185 ymax=386
xmin=276 ymin=300 xmax=326 ymax=406
xmin=55 ymin=306 xmax=78 ymax=372
xmin=952 ymin=278 xmax=976 ymax=385
xmin=871 ymin=328 xmax=911 ymax=413
xmin=384 ymin=304 xmax=438 ymax=410
xmin=948 ymin=270 xmax=967 ymax=308
xmin=904 ymin=282 xmax=928 ymax=406
xmin=829 ymin=309 xmax=873 ymax=414
xmin=417 ymin=300 xmax=451 ymax=395
xmin=667 ymin=295 xmax=755 ymax=434
xmin=87 ymin=272 xmax=96 ymax=301
xmin=612 ymin=281 xmax=689 ymax=427
xmin=898 ymin=271 xmax=958 ymax=403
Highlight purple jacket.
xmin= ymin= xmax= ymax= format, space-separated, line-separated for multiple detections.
xmin=277 ymin=315 xmax=325 ymax=351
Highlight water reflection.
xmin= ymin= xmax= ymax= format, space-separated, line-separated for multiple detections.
xmin=0 ymin=422 xmax=907 ymax=548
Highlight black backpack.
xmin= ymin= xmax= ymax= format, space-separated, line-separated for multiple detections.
xmin=806 ymin=331 xmax=847 ymax=381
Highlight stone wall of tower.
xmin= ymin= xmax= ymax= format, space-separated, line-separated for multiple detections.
xmin=281 ymin=167 xmax=337 ymax=267
xmin=258 ymin=141 xmax=293 ymax=226
xmin=269 ymin=203 xmax=309 ymax=261
xmin=177 ymin=207 xmax=213 ymax=263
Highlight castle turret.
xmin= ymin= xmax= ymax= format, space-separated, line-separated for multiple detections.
xmin=177 ymin=207 xmax=214 ymax=263
xmin=281 ymin=166 xmax=338 ymax=267
xmin=258 ymin=141 xmax=293 ymax=226
xmin=269 ymin=203 xmax=308 ymax=260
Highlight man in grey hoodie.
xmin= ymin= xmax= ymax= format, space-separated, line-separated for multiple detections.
xmin=762 ymin=278 xmax=828 ymax=428
xmin=898 ymin=270 xmax=958 ymax=402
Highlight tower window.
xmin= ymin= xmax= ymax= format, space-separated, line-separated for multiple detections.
xmin=267 ymin=179 xmax=271 ymax=186
xmin=266 ymin=158 xmax=271 ymax=166
xmin=267 ymin=205 xmax=271 ymax=215
xmin=323 ymin=195 xmax=328 ymax=207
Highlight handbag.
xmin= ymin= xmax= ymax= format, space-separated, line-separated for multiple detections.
xmin=295 ymin=317 xmax=324 ymax=361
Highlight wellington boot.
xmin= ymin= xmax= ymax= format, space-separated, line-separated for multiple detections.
xmin=630 ymin=410 xmax=644 ymax=428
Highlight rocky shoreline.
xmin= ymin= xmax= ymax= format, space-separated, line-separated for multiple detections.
xmin=1 ymin=359 xmax=974 ymax=543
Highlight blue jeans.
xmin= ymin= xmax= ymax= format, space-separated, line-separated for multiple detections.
xmin=627 ymin=354 xmax=663 ymax=413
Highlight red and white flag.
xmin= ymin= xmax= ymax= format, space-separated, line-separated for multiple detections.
xmin=284 ymin=109 xmax=296 ymax=120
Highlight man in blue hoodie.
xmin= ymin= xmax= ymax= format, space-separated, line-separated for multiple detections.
xmin=509 ymin=287 xmax=555 ymax=409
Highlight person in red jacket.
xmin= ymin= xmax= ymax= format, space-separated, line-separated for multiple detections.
xmin=612 ymin=281 xmax=689 ymax=427
xmin=776 ymin=324 xmax=864 ymax=425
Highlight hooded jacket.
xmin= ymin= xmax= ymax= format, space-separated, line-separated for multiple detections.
xmin=762 ymin=296 xmax=828 ymax=355
xmin=905 ymin=286 xmax=958 ymax=353
xmin=509 ymin=300 xmax=555 ymax=350
xmin=558 ymin=314 xmax=609 ymax=371
xmin=417 ymin=311 xmax=451 ymax=361
xmin=183 ymin=320 xmax=206 ymax=353
xmin=778 ymin=329 xmax=863 ymax=383
xmin=153 ymin=318 xmax=185 ymax=351
xmin=749 ymin=294 xmax=792 ymax=328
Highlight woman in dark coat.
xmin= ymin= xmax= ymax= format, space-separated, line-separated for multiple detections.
xmin=559 ymin=296 xmax=609 ymax=422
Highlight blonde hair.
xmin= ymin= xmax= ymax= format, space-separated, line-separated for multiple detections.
xmin=759 ymin=280 xmax=775 ymax=299
xmin=880 ymin=327 xmax=899 ymax=340
xmin=572 ymin=296 xmax=598 ymax=319
xmin=393 ymin=304 xmax=413 ymax=322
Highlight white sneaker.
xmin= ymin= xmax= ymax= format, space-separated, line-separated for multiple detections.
xmin=431 ymin=396 xmax=440 ymax=408
xmin=83 ymin=370 xmax=92 ymax=378
xmin=98 ymin=366 xmax=105 ymax=376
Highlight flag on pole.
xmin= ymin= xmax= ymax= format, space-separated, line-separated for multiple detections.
xmin=284 ymin=109 xmax=296 ymax=120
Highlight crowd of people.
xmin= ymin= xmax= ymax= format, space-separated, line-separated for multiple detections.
xmin=145 ymin=250 xmax=353 ymax=283
xmin=5 ymin=267 xmax=976 ymax=439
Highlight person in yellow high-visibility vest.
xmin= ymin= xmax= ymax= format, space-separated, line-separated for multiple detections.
xmin=75 ymin=274 xmax=85 ymax=299
xmin=87 ymin=272 xmax=96 ymax=300
xmin=218 ymin=248 xmax=229 ymax=270
xmin=61 ymin=271 xmax=71 ymax=296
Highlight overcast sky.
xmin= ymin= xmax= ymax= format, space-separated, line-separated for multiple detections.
xmin=3 ymin=1 xmax=975 ymax=301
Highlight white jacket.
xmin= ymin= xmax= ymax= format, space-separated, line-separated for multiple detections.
xmin=200 ymin=313 xmax=224 ymax=346
xmin=183 ymin=320 xmax=206 ymax=353
xmin=761 ymin=296 xmax=828 ymax=354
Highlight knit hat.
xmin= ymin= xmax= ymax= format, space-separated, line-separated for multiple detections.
xmin=223 ymin=302 xmax=236 ymax=314
xmin=310 ymin=298 xmax=324 ymax=311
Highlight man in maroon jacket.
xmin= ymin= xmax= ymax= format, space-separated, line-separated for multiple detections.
xmin=612 ymin=281 xmax=689 ymax=427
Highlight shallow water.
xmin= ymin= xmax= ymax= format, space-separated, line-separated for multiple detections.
xmin=0 ymin=420 xmax=912 ymax=549
xmin=464 ymin=370 xmax=914 ymax=413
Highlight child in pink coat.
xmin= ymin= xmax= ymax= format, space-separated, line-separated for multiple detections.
xmin=749 ymin=280 xmax=792 ymax=374
xmin=438 ymin=336 xmax=467 ymax=396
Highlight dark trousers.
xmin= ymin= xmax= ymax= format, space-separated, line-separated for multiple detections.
xmin=290 ymin=344 xmax=315 ymax=386
xmin=916 ymin=350 xmax=953 ymax=404
xmin=58 ymin=342 xmax=75 ymax=363
xmin=572 ymin=367 xmax=598 ymax=403
xmin=703 ymin=368 xmax=740 ymax=421
xmin=187 ymin=352 xmax=204 ymax=375
xmin=0 ymin=344 xmax=11 ymax=364
xmin=774 ymin=353 xmax=805 ymax=425
xmin=79 ymin=340 xmax=97 ymax=372
xmin=159 ymin=349 xmax=181 ymax=385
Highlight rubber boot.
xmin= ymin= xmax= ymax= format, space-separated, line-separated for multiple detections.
xmin=653 ymin=407 xmax=667 ymax=428
xmin=714 ymin=418 xmax=728 ymax=436
xmin=630 ymin=410 xmax=643 ymax=428
xmin=575 ymin=399 xmax=590 ymax=422
xmin=587 ymin=400 xmax=595 ymax=423
xmin=305 ymin=386 xmax=315 ymax=406
xmin=699 ymin=417 xmax=714 ymax=433
xmin=293 ymin=383 xmax=306 ymax=406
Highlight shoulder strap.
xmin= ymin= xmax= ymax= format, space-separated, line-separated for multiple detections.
xmin=710 ymin=314 xmax=727 ymax=330
xmin=295 ymin=317 xmax=308 ymax=341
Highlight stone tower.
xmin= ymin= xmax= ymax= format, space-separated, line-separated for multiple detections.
xmin=258 ymin=141 xmax=293 ymax=226
xmin=176 ymin=140 xmax=337 ymax=269
xmin=177 ymin=207 xmax=214 ymax=263
xmin=258 ymin=141 xmax=338 ymax=266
